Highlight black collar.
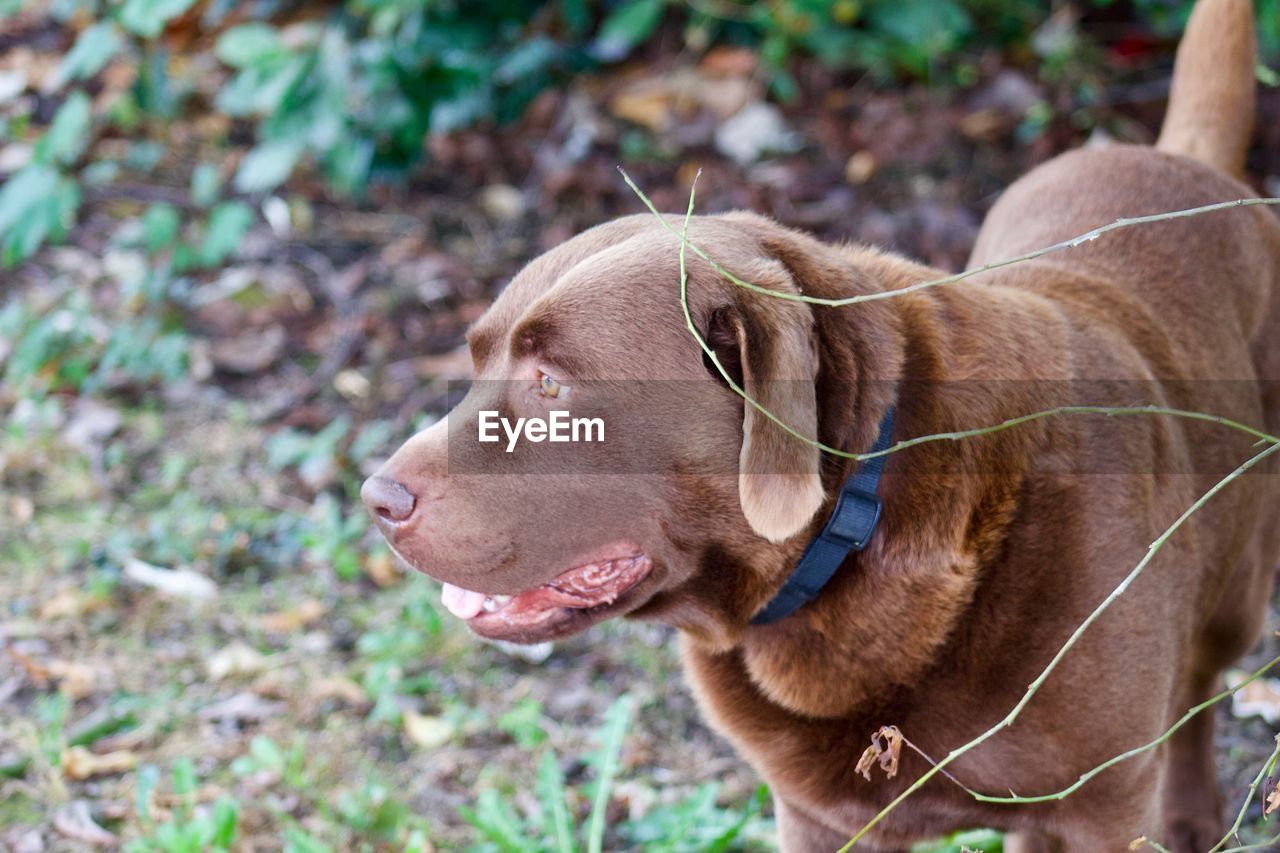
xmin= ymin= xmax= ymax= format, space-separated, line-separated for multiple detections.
xmin=750 ymin=406 xmax=895 ymax=625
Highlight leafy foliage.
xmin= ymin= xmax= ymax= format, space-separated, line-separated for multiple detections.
xmin=127 ymin=760 xmax=241 ymax=853
xmin=462 ymin=694 xmax=772 ymax=852
xmin=3 ymin=1 xmax=1275 ymax=849
xmin=5 ymin=0 xmax=1256 ymax=267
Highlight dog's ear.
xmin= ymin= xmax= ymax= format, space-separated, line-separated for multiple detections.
xmin=705 ymin=258 xmax=824 ymax=543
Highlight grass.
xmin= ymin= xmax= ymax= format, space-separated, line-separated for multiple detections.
xmin=0 ymin=316 xmax=1043 ymax=848
xmin=0 ymin=293 xmax=773 ymax=848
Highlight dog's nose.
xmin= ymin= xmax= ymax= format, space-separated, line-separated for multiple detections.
xmin=361 ymin=475 xmax=417 ymax=524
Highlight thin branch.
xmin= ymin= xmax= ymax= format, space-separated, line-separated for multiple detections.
xmin=621 ymin=168 xmax=1280 ymax=308
xmin=921 ymin=655 xmax=1280 ymax=804
xmin=837 ymin=440 xmax=1280 ymax=849
xmin=627 ymin=170 xmax=1280 ymax=460
xmin=863 ymin=404 xmax=1280 ymax=461
xmin=1219 ymin=835 xmax=1280 ymax=853
xmin=631 ymin=168 xmax=1280 ymax=846
xmin=1210 ymin=733 xmax=1280 ymax=852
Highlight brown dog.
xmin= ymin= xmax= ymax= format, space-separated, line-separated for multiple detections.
xmin=362 ymin=0 xmax=1280 ymax=848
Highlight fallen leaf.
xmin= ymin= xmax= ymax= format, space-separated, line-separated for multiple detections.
xmin=39 ymin=586 xmax=107 ymax=620
xmin=62 ymin=746 xmax=139 ymax=780
xmin=0 ymin=70 xmax=26 ymax=104
xmin=48 ymin=660 xmax=97 ymax=699
xmin=714 ymin=101 xmax=802 ymax=165
xmin=0 ymin=827 xmax=43 ymax=853
xmin=1265 ymin=777 xmax=1279 ymax=817
xmin=958 ymin=108 xmax=1006 ymax=142
xmin=61 ymin=399 xmax=122 ymax=455
xmin=479 ymin=183 xmax=526 ymax=222
xmin=8 ymin=646 xmax=51 ymax=685
xmin=123 ymin=558 xmax=217 ymax=601
xmin=333 ymin=368 xmax=372 ymax=400
xmin=308 ymin=675 xmax=369 ymax=707
xmin=691 ymin=75 xmax=754 ymax=120
xmin=207 ymin=642 xmax=269 ymax=680
xmin=845 ymin=150 xmax=877 ymax=184
xmin=209 ymin=323 xmax=286 ymax=374
xmin=403 ymin=709 xmax=454 ymax=749
xmin=854 ymin=725 xmax=902 ymax=781
xmin=1226 ymin=670 xmax=1280 ymax=724
xmin=363 ymin=551 xmax=403 ymax=588
xmin=609 ymin=81 xmax=674 ymax=131
xmin=198 ymin=692 xmax=284 ymax=723
xmin=9 ymin=495 xmax=34 ymax=524
xmin=52 ymin=801 xmax=116 ymax=846
xmin=698 ymin=46 xmax=757 ymax=77
xmin=259 ymin=599 xmax=327 ymax=633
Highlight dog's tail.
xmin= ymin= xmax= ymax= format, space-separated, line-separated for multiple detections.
xmin=1156 ymin=0 xmax=1256 ymax=177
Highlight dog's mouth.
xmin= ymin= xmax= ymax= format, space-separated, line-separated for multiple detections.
xmin=438 ymin=550 xmax=653 ymax=643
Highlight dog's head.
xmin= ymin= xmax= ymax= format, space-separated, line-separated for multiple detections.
xmin=361 ymin=212 xmax=898 ymax=646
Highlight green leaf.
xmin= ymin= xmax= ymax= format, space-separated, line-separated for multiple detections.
xmin=142 ymin=203 xmax=181 ymax=253
xmin=460 ymin=789 xmax=527 ymax=852
xmin=119 ymin=0 xmax=198 ymax=39
xmin=429 ymin=88 xmax=490 ymax=134
xmin=0 ymin=166 xmax=57 ymax=237
xmin=52 ymin=22 xmax=122 ymax=89
xmin=248 ymin=735 xmax=286 ymax=772
xmin=233 ymin=139 xmax=302 ymax=194
xmin=865 ymin=0 xmax=971 ymax=74
xmin=911 ymin=827 xmax=1004 ymax=853
xmin=135 ymin=764 xmax=160 ymax=823
xmin=216 ymin=23 xmax=283 ymax=68
xmin=172 ymin=756 xmax=197 ymax=795
xmin=495 ymin=37 xmax=558 ymax=85
xmin=283 ymin=827 xmax=333 ymax=853
xmin=38 ymin=91 xmax=92 ymax=166
xmin=0 ymin=165 xmax=81 ymax=265
xmin=595 ymin=0 xmax=665 ymax=61
xmin=198 ymin=201 xmax=253 ymax=267
xmin=190 ymin=163 xmax=222 ymax=207
xmin=562 ymin=0 xmax=591 ymax=36
xmin=209 ymin=798 xmax=240 ymax=849
xmin=536 ymin=751 xmax=576 ymax=853
xmin=586 ymin=695 xmax=633 ymax=853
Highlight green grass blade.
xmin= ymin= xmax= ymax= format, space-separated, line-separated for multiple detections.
xmin=585 ymin=695 xmax=633 ymax=853
xmin=537 ymin=751 xmax=576 ymax=853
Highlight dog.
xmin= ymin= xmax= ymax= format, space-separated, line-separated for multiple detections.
xmin=362 ymin=0 xmax=1280 ymax=848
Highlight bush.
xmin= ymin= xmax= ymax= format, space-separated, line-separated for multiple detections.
xmin=10 ymin=0 xmax=1270 ymax=270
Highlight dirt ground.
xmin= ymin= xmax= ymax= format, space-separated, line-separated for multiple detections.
xmin=3 ymin=21 xmax=1280 ymax=852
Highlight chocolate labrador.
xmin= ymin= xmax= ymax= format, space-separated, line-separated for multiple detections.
xmin=362 ymin=0 xmax=1280 ymax=848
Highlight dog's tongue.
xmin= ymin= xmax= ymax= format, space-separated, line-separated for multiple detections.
xmin=441 ymin=583 xmax=488 ymax=619
xmin=438 ymin=556 xmax=653 ymax=623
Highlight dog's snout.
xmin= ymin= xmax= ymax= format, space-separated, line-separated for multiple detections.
xmin=361 ymin=475 xmax=417 ymax=524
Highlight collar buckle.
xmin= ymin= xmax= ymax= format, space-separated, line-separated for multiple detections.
xmin=750 ymin=405 xmax=895 ymax=626
xmin=825 ymin=486 xmax=883 ymax=551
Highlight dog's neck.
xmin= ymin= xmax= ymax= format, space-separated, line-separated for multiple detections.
xmin=732 ymin=246 xmax=1038 ymax=718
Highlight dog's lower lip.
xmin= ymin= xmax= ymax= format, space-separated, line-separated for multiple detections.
xmin=442 ymin=552 xmax=653 ymax=633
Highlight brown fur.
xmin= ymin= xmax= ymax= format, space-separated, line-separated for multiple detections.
xmin=364 ymin=0 xmax=1280 ymax=847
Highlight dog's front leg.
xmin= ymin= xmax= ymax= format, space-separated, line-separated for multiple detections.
xmin=774 ymin=798 xmax=905 ymax=853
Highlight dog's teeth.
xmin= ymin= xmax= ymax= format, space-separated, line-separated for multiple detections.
xmin=482 ymin=595 xmax=512 ymax=612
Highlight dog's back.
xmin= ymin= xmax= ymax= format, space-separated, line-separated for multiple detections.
xmin=970 ymin=0 xmax=1280 ymax=399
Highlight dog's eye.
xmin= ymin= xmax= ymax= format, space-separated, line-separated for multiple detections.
xmin=538 ymin=372 xmax=562 ymax=398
